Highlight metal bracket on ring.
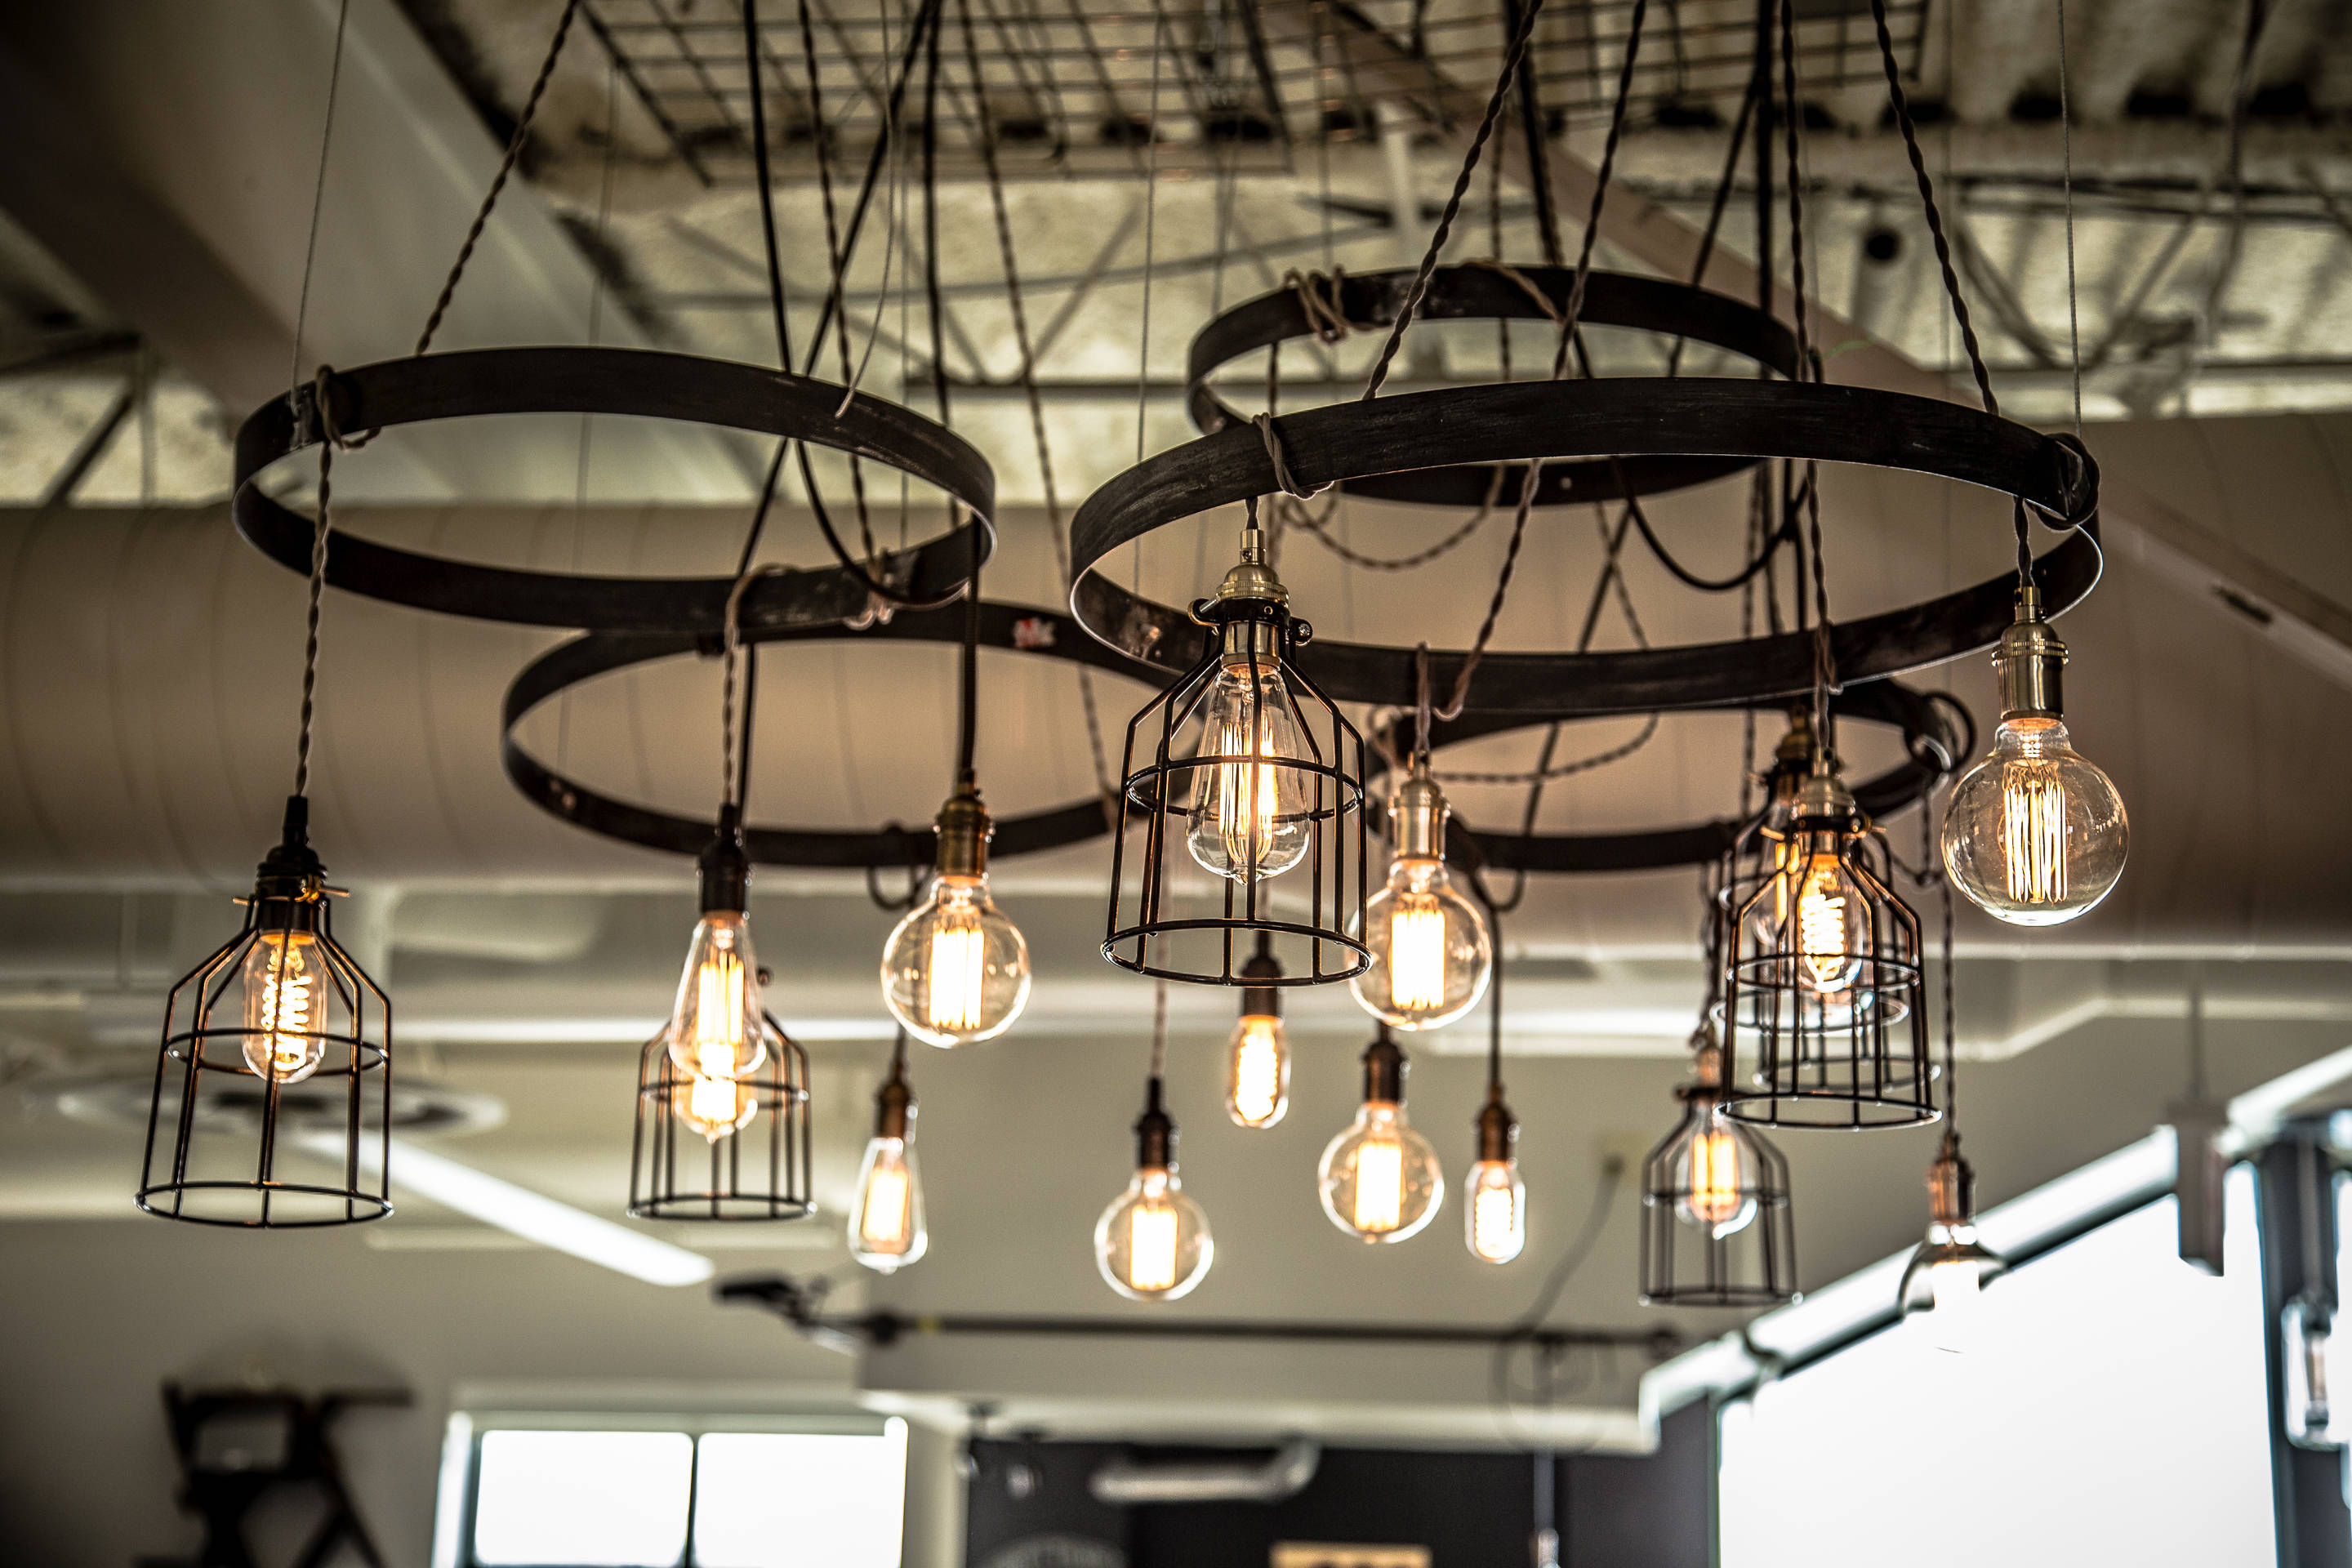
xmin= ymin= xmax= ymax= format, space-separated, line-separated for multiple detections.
xmin=500 ymin=600 xmax=1169 ymax=868
xmin=232 ymin=347 xmax=998 ymax=634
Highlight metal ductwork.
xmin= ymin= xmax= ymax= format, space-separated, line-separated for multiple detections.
xmin=1088 ymin=1439 xmax=1321 ymax=1506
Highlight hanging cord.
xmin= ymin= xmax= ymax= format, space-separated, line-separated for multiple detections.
xmin=955 ymin=0 xmax=1111 ymax=800
xmin=1432 ymin=0 xmax=1648 ymax=724
xmin=1134 ymin=0 xmax=1169 ymax=465
xmin=287 ymin=0 xmax=353 ymax=406
xmin=1504 ymin=0 xmax=1564 ymax=267
xmin=1922 ymin=800 xmax=1958 ymax=1131
xmin=2203 ymin=0 xmax=2271 ymax=358
xmin=955 ymin=563 xmax=981 ymax=789
xmin=1360 ymin=0 xmax=1548 ymax=403
xmin=1780 ymin=0 xmax=1836 ymax=737
xmin=1484 ymin=896 xmax=1507 ymax=1097
xmin=2054 ymin=0 xmax=2083 ymax=440
xmin=414 ymin=0 xmax=582 ymax=359
xmin=720 ymin=564 xmax=788 ymax=810
xmin=294 ymin=368 xmax=359 ymax=800
xmin=795 ymin=0 xmax=882 ymax=576
xmin=1149 ymin=977 xmax=1169 ymax=1081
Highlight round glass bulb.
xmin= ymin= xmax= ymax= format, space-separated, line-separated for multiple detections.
xmin=849 ymin=1134 xmax=928 ymax=1272
xmin=1350 ymin=857 xmax=1493 ymax=1030
xmin=1661 ymin=1101 xmax=1761 ymax=1239
xmin=240 ymin=931 xmax=326 ymax=1083
xmin=1318 ymin=1101 xmax=1445 ymax=1242
xmin=1094 ymin=1165 xmax=1213 ymax=1301
xmin=665 ymin=911 xmax=767 ymax=1080
xmin=1225 ymin=1014 xmax=1290 ymax=1129
xmin=1941 ymin=715 xmax=2127 ymax=926
xmin=670 ymin=1074 xmax=759 ymax=1142
xmin=1463 ymin=1157 xmax=1526 ymax=1263
xmin=1184 ymin=659 xmax=1312 ymax=882
xmin=1899 ymin=1222 xmax=2004 ymax=1352
xmin=881 ymin=874 xmax=1031 ymax=1047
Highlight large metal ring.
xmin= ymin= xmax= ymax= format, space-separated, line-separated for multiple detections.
xmin=1188 ymin=266 xmax=1802 ymax=507
xmin=1070 ymin=376 xmax=2100 ymax=715
xmin=234 ymin=347 xmax=996 ymax=633
xmin=502 ymin=599 xmax=1165 ymax=868
xmin=1370 ymin=681 xmax=1975 ymax=875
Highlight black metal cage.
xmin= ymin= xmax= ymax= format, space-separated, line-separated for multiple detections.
xmin=1717 ymin=788 xmax=1934 ymax=1131
xmin=628 ymin=1013 xmax=813 ymax=1222
xmin=1640 ymin=1076 xmax=1797 ymax=1307
xmin=1102 ymin=595 xmax=1369 ymax=987
xmin=139 ymin=808 xmax=392 ymax=1227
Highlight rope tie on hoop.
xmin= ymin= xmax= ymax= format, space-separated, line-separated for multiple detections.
xmin=1254 ymin=412 xmax=1326 ymax=501
xmin=1284 ymin=267 xmax=1352 ymax=345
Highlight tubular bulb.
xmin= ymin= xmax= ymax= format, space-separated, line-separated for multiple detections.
xmin=850 ymin=1138 xmax=927 ymax=1272
xmin=1226 ymin=1016 xmax=1289 ymax=1129
xmin=665 ymin=911 xmax=766 ymax=1082
xmin=1464 ymin=1159 xmax=1526 ymax=1263
xmin=1185 ymin=657 xmax=1312 ymax=882
xmin=241 ymin=931 xmax=325 ymax=1083
xmin=670 ymin=1074 xmax=758 ymax=1142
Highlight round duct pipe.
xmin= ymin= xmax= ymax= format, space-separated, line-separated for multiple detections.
xmin=1088 ymin=1439 xmax=1321 ymax=1506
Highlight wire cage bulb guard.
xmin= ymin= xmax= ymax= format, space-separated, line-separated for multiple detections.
xmin=882 ymin=783 xmax=1032 ymax=1046
xmin=1640 ymin=1034 xmax=1796 ymax=1307
xmin=1094 ymin=1076 xmax=1214 ymax=1302
xmin=849 ymin=1045 xmax=927 ymax=1272
xmin=630 ymin=1009 xmax=812 ymax=1222
xmin=1718 ymin=763 xmax=1935 ymax=1130
xmin=1101 ymin=523 xmax=1369 ymax=987
xmin=1351 ymin=757 xmax=1493 ymax=1030
xmin=1318 ymin=1031 xmax=1446 ymax=1244
xmin=1897 ymin=1129 xmax=2007 ymax=1339
xmin=1940 ymin=586 xmax=2129 ymax=927
xmin=139 ymin=796 xmax=393 ymax=1227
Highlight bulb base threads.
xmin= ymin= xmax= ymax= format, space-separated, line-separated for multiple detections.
xmin=698 ymin=803 xmax=751 ymax=914
xmin=1362 ymin=1033 xmax=1408 ymax=1105
xmin=1996 ymin=590 xmax=2067 ymax=720
xmin=1390 ymin=760 xmax=1451 ymax=861
xmin=1134 ymin=1074 xmax=1177 ymax=1169
xmin=933 ymin=783 xmax=994 ymax=881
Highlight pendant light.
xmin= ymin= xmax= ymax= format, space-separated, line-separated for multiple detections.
xmin=139 ymin=375 xmax=392 ymax=1227
xmin=1351 ymin=707 xmax=1493 ymax=1030
xmin=849 ymin=1030 xmax=929 ymax=1272
xmin=1940 ymin=586 xmax=2127 ymax=924
xmin=1463 ymin=907 xmax=1524 ymax=1264
xmin=1318 ymin=1024 xmax=1446 ymax=1244
xmin=882 ymin=577 xmax=1032 ymax=1045
xmin=1095 ymin=983 xmax=1214 ymax=1301
xmin=1224 ymin=933 xmax=1290 ymax=1129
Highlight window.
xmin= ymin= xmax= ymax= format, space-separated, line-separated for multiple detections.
xmin=456 ymin=1418 xmax=908 ymax=1568
xmin=1719 ymin=1170 xmax=2275 ymax=1568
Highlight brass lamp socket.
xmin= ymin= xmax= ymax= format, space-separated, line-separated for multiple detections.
xmin=251 ymin=795 xmax=329 ymax=929
xmin=1210 ymin=523 xmax=1290 ymax=609
xmin=1927 ymin=1129 xmax=1977 ymax=1229
xmin=933 ymin=784 xmax=994 ymax=881
xmin=698 ymin=802 xmax=751 ymax=914
xmin=1390 ymin=760 xmax=1451 ymax=862
xmin=1689 ymin=1037 xmax=1726 ymax=1095
xmin=1476 ymin=1090 xmax=1517 ymax=1163
xmin=1134 ymin=1075 xmax=1177 ymax=1169
xmin=873 ymin=1068 xmax=915 ymax=1141
xmin=1995 ymin=589 xmax=2067 ymax=720
xmin=1240 ymin=939 xmax=1284 ymax=1020
xmin=1793 ymin=768 xmax=1857 ymax=829
xmin=1362 ymin=1034 xmax=1409 ymax=1106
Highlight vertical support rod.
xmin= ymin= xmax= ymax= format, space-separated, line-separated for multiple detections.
xmin=2258 ymin=1129 xmax=2352 ymax=1568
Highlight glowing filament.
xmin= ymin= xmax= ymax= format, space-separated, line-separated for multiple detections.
xmin=1389 ymin=893 xmax=1447 ymax=1010
xmin=1795 ymin=861 xmax=1851 ymax=994
xmin=2001 ymin=770 xmax=2069 ymax=905
xmin=1352 ymin=1135 xmax=1405 ymax=1233
xmin=1231 ymin=1018 xmax=1283 ymax=1126
xmin=1211 ymin=721 xmax=1283 ymax=873
xmin=1127 ymin=1199 xmax=1180 ymax=1292
xmin=858 ymin=1160 xmax=911 ymax=1250
xmin=926 ymin=911 xmax=986 ymax=1032
xmin=691 ymin=947 xmax=747 ymax=1078
xmin=1471 ymin=1175 xmax=1518 ymax=1262
xmin=1686 ymin=1128 xmax=1744 ymax=1228
xmin=242 ymin=933 xmax=321 ymax=1080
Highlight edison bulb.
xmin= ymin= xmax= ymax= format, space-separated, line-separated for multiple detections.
xmin=1319 ymin=1101 xmax=1444 ymax=1242
xmin=1464 ymin=1158 xmax=1526 ymax=1263
xmin=1769 ymin=841 xmax=1864 ymax=996
xmin=1094 ymin=1166 xmax=1213 ymax=1301
xmin=1185 ymin=659 xmax=1312 ymax=881
xmin=671 ymin=1074 xmax=758 ymax=1142
xmin=1943 ymin=715 xmax=2127 ymax=926
xmin=881 ymin=875 xmax=1030 ymax=1047
xmin=1352 ymin=858 xmax=1492 ymax=1029
xmin=1226 ymin=1014 xmax=1290 ymax=1128
xmin=240 ymin=931 xmax=325 ymax=1083
xmin=666 ymin=911 xmax=766 ymax=1081
xmin=1661 ymin=1103 xmax=1760 ymax=1239
xmin=1900 ymin=1222 xmax=2002 ymax=1353
xmin=849 ymin=1135 xmax=927 ymax=1272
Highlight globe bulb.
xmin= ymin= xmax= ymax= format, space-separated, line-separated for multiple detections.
xmin=1227 ymin=939 xmax=1290 ymax=1129
xmin=665 ymin=910 xmax=767 ymax=1081
xmin=240 ymin=930 xmax=326 ymax=1083
xmin=670 ymin=1073 xmax=759 ymax=1142
xmin=1662 ymin=1100 xmax=1761 ymax=1239
xmin=1464 ymin=1159 xmax=1526 ymax=1264
xmin=1943 ymin=715 xmax=2127 ymax=926
xmin=1184 ymin=654 xmax=1312 ymax=882
xmin=1319 ymin=1036 xmax=1444 ymax=1242
xmin=881 ymin=874 xmax=1031 ymax=1047
xmin=1351 ymin=764 xmax=1491 ymax=1030
xmin=849 ymin=1136 xmax=927 ymax=1272
xmin=1094 ymin=1165 xmax=1214 ymax=1301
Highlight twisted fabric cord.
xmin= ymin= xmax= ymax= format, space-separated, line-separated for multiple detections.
xmin=1278 ymin=463 xmax=1503 ymax=572
xmin=293 ymin=367 xmax=355 ymax=800
xmin=1253 ymin=412 xmax=1326 ymax=500
xmin=720 ymin=564 xmax=788 ymax=810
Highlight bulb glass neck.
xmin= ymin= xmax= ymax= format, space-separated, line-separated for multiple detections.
xmin=933 ymin=783 xmax=993 ymax=881
xmin=1361 ymin=1036 xmax=1408 ymax=1107
xmin=698 ymin=804 xmax=751 ymax=914
xmin=1995 ymin=590 xmax=2068 ymax=721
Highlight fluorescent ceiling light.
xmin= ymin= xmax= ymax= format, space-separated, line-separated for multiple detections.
xmin=297 ymin=1133 xmax=715 ymax=1287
